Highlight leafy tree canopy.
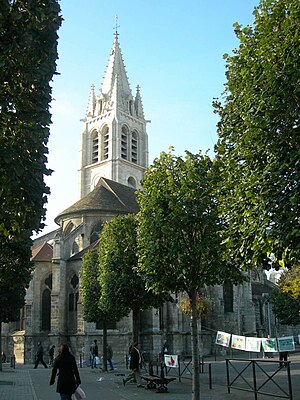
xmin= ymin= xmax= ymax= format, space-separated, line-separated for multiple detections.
xmin=0 ymin=237 xmax=33 ymax=323
xmin=271 ymin=288 xmax=300 ymax=326
xmin=277 ymin=264 xmax=300 ymax=298
xmin=81 ymin=248 xmax=104 ymax=324
xmin=137 ymin=149 xmax=243 ymax=297
xmin=214 ymin=0 xmax=300 ymax=269
xmin=98 ymin=214 xmax=166 ymax=319
xmin=0 ymin=0 xmax=62 ymax=239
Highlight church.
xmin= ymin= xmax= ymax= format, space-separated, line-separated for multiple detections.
xmin=2 ymin=30 xmax=284 ymax=365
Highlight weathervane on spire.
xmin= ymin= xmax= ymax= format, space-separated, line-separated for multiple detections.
xmin=114 ymin=15 xmax=120 ymax=37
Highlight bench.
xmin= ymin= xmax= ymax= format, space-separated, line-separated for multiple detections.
xmin=141 ymin=361 xmax=176 ymax=393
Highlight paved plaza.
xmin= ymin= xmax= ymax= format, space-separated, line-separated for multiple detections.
xmin=1 ymin=353 xmax=300 ymax=400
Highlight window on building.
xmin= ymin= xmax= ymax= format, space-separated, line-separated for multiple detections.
xmin=92 ymin=132 xmax=99 ymax=163
xmin=131 ymin=131 xmax=138 ymax=163
xmin=127 ymin=176 xmax=136 ymax=188
xmin=64 ymin=222 xmax=74 ymax=237
xmin=223 ymin=284 xmax=234 ymax=313
xmin=41 ymin=288 xmax=51 ymax=331
xmin=102 ymin=126 xmax=109 ymax=160
xmin=121 ymin=126 xmax=128 ymax=160
xmin=68 ymin=274 xmax=79 ymax=333
xmin=41 ymin=274 xmax=52 ymax=331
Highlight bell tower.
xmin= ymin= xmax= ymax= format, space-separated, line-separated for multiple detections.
xmin=79 ymin=29 xmax=149 ymax=198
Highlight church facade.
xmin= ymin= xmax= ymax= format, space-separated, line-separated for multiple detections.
xmin=2 ymin=32 xmax=283 ymax=365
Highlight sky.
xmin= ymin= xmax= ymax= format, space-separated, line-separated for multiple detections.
xmin=40 ymin=0 xmax=259 ymax=236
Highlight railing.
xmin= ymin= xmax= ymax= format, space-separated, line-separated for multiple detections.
xmin=226 ymin=358 xmax=293 ymax=400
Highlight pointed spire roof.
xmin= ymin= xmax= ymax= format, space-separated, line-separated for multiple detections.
xmin=101 ymin=33 xmax=132 ymax=101
xmin=134 ymin=85 xmax=145 ymax=119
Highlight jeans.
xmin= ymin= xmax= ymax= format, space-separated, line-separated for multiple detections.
xmin=60 ymin=394 xmax=72 ymax=400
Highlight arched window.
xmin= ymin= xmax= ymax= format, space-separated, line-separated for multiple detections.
xmin=121 ymin=126 xmax=128 ymax=160
xmin=102 ymin=126 xmax=109 ymax=160
xmin=127 ymin=176 xmax=136 ymax=188
xmin=90 ymin=221 xmax=103 ymax=244
xmin=41 ymin=274 xmax=52 ymax=331
xmin=92 ymin=131 xmax=99 ymax=163
xmin=68 ymin=273 xmax=79 ymax=333
xmin=131 ymin=131 xmax=138 ymax=163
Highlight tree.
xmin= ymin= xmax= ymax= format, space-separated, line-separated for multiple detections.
xmin=137 ymin=150 xmax=243 ymax=400
xmin=271 ymin=289 xmax=300 ymax=326
xmin=81 ymin=248 xmax=114 ymax=371
xmin=0 ymin=0 xmax=62 ymax=238
xmin=214 ymin=0 xmax=300 ymax=269
xmin=98 ymin=214 xmax=166 ymax=343
xmin=276 ymin=263 xmax=300 ymax=299
xmin=0 ymin=0 xmax=61 ymax=371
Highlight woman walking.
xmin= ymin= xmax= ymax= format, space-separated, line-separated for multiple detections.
xmin=50 ymin=344 xmax=81 ymax=400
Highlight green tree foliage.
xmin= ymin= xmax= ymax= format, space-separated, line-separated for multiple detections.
xmin=271 ymin=288 xmax=300 ymax=326
xmin=214 ymin=0 xmax=300 ymax=269
xmin=98 ymin=214 xmax=166 ymax=342
xmin=81 ymin=248 xmax=111 ymax=371
xmin=0 ymin=1 xmax=61 ymax=368
xmin=137 ymin=150 xmax=243 ymax=400
xmin=278 ymin=264 xmax=300 ymax=298
xmin=0 ymin=0 xmax=62 ymax=238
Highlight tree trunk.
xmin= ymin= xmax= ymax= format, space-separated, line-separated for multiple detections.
xmin=102 ymin=318 xmax=108 ymax=371
xmin=132 ymin=308 xmax=140 ymax=343
xmin=190 ymin=290 xmax=200 ymax=400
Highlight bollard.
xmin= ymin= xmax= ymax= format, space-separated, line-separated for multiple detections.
xmin=10 ymin=354 xmax=16 ymax=369
xmin=79 ymin=353 xmax=82 ymax=368
xmin=209 ymin=363 xmax=212 ymax=389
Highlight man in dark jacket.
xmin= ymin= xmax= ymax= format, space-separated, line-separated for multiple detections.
xmin=50 ymin=344 xmax=81 ymax=400
xmin=123 ymin=342 xmax=143 ymax=387
xmin=34 ymin=342 xmax=48 ymax=369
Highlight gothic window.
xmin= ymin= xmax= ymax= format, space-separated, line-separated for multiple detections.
xmin=92 ymin=131 xmax=99 ymax=163
xmin=127 ymin=176 xmax=136 ymax=188
xmin=223 ymin=284 xmax=234 ymax=313
xmin=41 ymin=274 xmax=52 ymax=331
xmin=102 ymin=126 xmax=109 ymax=160
xmin=90 ymin=221 xmax=103 ymax=244
xmin=42 ymin=289 xmax=51 ymax=331
xmin=121 ymin=126 xmax=128 ymax=160
xmin=131 ymin=131 xmax=138 ymax=163
xmin=68 ymin=273 xmax=79 ymax=333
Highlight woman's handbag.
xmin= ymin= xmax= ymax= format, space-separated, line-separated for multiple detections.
xmin=75 ymin=386 xmax=86 ymax=400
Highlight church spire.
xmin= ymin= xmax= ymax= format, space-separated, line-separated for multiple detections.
xmin=98 ymin=31 xmax=132 ymax=115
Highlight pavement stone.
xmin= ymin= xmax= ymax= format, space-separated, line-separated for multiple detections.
xmin=1 ymin=353 xmax=300 ymax=400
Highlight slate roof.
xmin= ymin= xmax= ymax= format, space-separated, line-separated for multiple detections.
xmin=55 ymin=177 xmax=139 ymax=222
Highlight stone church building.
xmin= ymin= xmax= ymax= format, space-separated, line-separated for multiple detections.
xmin=2 ymin=32 xmax=280 ymax=364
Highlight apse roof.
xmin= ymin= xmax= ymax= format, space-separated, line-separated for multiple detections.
xmin=55 ymin=177 xmax=139 ymax=222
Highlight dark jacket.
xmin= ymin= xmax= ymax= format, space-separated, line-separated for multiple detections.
xmin=129 ymin=346 xmax=141 ymax=370
xmin=50 ymin=353 xmax=81 ymax=394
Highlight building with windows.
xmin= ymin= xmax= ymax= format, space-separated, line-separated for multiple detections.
xmin=2 ymin=31 xmax=283 ymax=364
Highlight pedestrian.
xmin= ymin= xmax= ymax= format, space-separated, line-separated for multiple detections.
xmin=107 ymin=344 xmax=114 ymax=371
xmin=90 ymin=339 xmax=98 ymax=369
xmin=49 ymin=345 xmax=55 ymax=366
xmin=161 ymin=341 xmax=170 ymax=360
xmin=49 ymin=344 xmax=81 ymax=400
xmin=123 ymin=342 xmax=143 ymax=388
xmin=34 ymin=341 xmax=48 ymax=368
xmin=279 ymin=350 xmax=288 ymax=367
